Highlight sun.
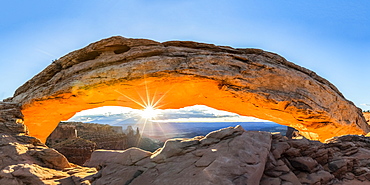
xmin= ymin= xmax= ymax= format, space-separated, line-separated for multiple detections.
xmin=140 ymin=105 xmax=159 ymax=119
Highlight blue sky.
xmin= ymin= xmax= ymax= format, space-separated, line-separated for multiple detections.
xmin=1 ymin=1 xmax=369 ymax=110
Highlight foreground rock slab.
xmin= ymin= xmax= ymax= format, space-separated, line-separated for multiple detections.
xmin=86 ymin=126 xmax=272 ymax=185
xmin=85 ymin=126 xmax=370 ymax=185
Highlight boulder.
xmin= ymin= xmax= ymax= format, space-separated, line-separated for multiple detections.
xmin=0 ymin=163 xmax=68 ymax=185
xmin=289 ymin=156 xmax=319 ymax=173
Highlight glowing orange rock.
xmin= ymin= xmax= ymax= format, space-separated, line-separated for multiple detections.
xmin=9 ymin=36 xmax=369 ymax=143
xmin=364 ymin=112 xmax=370 ymax=122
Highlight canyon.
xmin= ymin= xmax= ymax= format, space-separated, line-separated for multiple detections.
xmin=46 ymin=122 xmax=161 ymax=165
xmin=0 ymin=36 xmax=369 ymax=184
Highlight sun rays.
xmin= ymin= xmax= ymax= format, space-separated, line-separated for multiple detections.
xmin=114 ymin=81 xmax=174 ymax=144
xmin=114 ymin=88 xmax=165 ymax=120
xmin=140 ymin=105 xmax=159 ymax=119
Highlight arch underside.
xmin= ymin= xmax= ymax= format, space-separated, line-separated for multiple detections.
xmin=10 ymin=36 xmax=368 ymax=143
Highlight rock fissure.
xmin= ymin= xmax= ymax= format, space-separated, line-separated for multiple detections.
xmin=124 ymin=170 xmax=144 ymax=185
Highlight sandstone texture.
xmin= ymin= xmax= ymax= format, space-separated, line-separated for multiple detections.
xmin=0 ymin=102 xmax=98 ymax=184
xmin=47 ymin=137 xmax=96 ymax=166
xmin=84 ymin=126 xmax=370 ymax=185
xmin=1 ymin=106 xmax=369 ymax=185
xmin=364 ymin=112 xmax=370 ymax=123
xmin=262 ymin=133 xmax=370 ymax=184
xmin=5 ymin=36 xmax=368 ymax=142
xmin=85 ymin=126 xmax=272 ymax=185
xmin=0 ymin=102 xmax=27 ymax=135
xmin=1 ymin=36 xmax=370 ymax=184
xmin=0 ymin=103 xmax=69 ymax=170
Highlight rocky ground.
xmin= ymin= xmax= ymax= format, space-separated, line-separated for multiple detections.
xmin=84 ymin=126 xmax=370 ymax=185
xmin=1 ymin=102 xmax=370 ymax=184
xmin=0 ymin=102 xmax=96 ymax=184
xmin=262 ymin=133 xmax=370 ymax=184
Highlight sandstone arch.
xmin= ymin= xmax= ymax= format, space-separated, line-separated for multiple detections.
xmin=8 ymin=36 xmax=369 ymax=143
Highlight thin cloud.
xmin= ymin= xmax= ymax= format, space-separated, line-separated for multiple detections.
xmin=35 ymin=48 xmax=58 ymax=58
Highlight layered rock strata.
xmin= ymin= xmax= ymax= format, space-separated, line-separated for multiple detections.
xmin=0 ymin=102 xmax=27 ymax=135
xmin=6 ymin=36 xmax=368 ymax=142
xmin=0 ymin=102 xmax=88 ymax=184
xmin=48 ymin=122 xmax=131 ymax=150
xmin=48 ymin=137 xmax=96 ymax=166
xmin=46 ymin=122 xmax=160 ymax=165
xmin=46 ymin=122 xmax=131 ymax=166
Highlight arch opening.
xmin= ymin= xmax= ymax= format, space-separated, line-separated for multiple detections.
xmin=46 ymin=104 xmax=292 ymax=165
xmin=64 ymin=105 xmax=289 ymax=141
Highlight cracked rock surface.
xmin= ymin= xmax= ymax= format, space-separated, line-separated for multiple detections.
xmin=86 ymin=126 xmax=272 ymax=185
xmin=261 ymin=134 xmax=370 ymax=185
xmin=85 ymin=126 xmax=370 ymax=185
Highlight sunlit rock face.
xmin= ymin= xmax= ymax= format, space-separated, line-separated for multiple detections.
xmin=364 ymin=112 xmax=370 ymax=123
xmin=8 ymin=36 xmax=369 ymax=142
xmin=0 ymin=102 xmax=76 ymax=184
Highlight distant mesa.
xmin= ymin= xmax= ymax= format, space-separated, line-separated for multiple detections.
xmin=4 ymin=36 xmax=368 ymax=142
xmin=46 ymin=122 xmax=161 ymax=165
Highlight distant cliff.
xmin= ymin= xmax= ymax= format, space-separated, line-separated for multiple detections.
xmin=46 ymin=122 xmax=161 ymax=165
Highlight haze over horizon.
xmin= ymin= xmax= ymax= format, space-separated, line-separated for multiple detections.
xmin=67 ymin=105 xmax=275 ymax=125
xmin=1 ymin=1 xmax=369 ymax=110
xmin=66 ymin=105 xmax=286 ymax=140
